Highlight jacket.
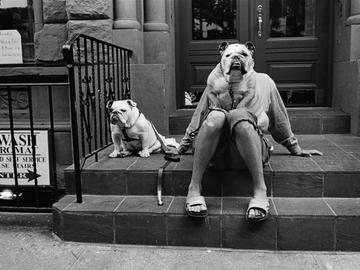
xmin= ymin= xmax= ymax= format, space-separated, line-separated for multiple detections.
xmin=179 ymin=63 xmax=302 ymax=154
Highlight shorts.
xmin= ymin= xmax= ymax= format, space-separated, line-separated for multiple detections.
xmin=195 ymin=108 xmax=272 ymax=170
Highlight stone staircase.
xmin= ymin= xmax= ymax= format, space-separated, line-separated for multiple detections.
xmin=54 ymin=120 xmax=360 ymax=250
xmin=169 ymin=107 xmax=350 ymax=135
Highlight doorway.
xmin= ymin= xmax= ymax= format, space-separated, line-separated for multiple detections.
xmin=175 ymin=0 xmax=332 ymax=108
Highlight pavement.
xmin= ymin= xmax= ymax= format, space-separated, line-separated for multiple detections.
xmin=1 ymin=226 xmax=360 ymax=270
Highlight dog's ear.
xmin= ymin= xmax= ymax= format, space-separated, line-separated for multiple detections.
xmin=127 ymin=99 xmax=137 ymax=108
xmin=106 ymin=100 xmax=114 ymax=112
xmin=244 ymin=41 xmax=255 ymax=56
xmin=218 ymin=42 xmax=229 ymax=56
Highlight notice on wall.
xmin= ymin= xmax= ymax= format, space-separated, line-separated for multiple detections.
xmin=0 ymin=130 xmax=50 ymax=186
xmin=0 ymin=30 xmax=23 ymax=64
xmin=0 ymin=0 xmax=27 ymax=8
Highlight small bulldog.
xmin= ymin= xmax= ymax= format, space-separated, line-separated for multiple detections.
xmin=108 ymin=99 xmax=178 ymax=158
xmin=207 ymin=41 xmax=269 ymax=130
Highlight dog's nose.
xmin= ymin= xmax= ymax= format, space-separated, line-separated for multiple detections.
xmin=110 ymin=115 xmax=119 ymax=124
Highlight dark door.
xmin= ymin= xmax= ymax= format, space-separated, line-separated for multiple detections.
xmin=175 ymin=0 xmax=332 ymax=107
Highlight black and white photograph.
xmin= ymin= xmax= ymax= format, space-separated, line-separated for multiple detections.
xmin=1 ymin=0 xmax=360 ymax=269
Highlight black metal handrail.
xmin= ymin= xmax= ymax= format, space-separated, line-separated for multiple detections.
xmin=62 ymin=34 xmax=133 ymax=203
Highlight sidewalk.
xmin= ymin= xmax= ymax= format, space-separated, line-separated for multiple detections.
xmin=0 ymin=226 xmax=360 ymax=270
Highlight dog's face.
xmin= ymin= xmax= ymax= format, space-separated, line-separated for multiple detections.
xmin=219 ymin=42 xmax=255 ymax=81
xmin=107 ymin=99 xmax=137 ymax=127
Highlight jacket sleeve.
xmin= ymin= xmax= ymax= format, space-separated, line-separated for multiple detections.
xmin=178 ymin=85 xmax=211 ymax=151
xmin=267 ymin=83 xmax=302 ymax=155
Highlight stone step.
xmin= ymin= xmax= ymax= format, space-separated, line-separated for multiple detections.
xmin=64 ymin=134 xmax=360 ymax=198
xmin=169 ymin=108 xmax=350 ymax=135
xmin=53 ymin=195 xmax=360 ymax=251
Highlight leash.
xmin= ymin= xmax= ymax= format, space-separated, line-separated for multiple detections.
xmin=150 ymin=122 xmax=180 ymax=162
xmin=149 ymin=121 xmax=180 ymax=206
xmin=156 ymin=160 xmax=171 ymax=206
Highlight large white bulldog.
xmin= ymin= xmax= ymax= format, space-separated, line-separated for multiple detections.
xmin=108 ymin=99 xmax=178 ymax=158
xmin=207 ymin=41 xmax=269 ymax=131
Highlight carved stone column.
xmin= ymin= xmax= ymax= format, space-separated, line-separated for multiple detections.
xmin=114 ymin=0 xmax=140 ymax=29
xmin=141 ymin=0 xmax=174 ymax=135
xmin=144 ymin=0 xmax=168 ymax=31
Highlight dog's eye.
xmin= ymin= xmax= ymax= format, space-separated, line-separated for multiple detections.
xmin=241 ymin=52 xmax=248 ymax=57
xmin=225 ymin=54 xmax=230 ymax=57
xmin=120 ymin=109 xmax=126 ymax=112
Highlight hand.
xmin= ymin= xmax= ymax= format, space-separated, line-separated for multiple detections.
xmin=165 ymin=146 xmax=179 ymax=155
xmin=295 ymin=149 xmax=323 ymax=157
xmin=176 ymin=144 xmax=189 ymax=155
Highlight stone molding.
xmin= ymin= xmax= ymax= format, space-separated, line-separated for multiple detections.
xmin=347 ymin=0 xmax=360 ymax=25
xmin=113 ymin=0 xmax=141 ymax=29
xmin=66 ymin=0 xmax=112 ymax=20
xmin=144 ymin=0 xmax=169 ymax=32
xmin=67 ymin=20 xmax=113 ymax=42
xmin=0 ymin=89 xmax=29 ymax=113
xmin=347 ymin=15 xmax=360 ymax=25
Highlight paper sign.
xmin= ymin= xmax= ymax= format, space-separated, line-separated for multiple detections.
xmin=0 ymin=130 xmax=51 ymax=186
xmin=0 ymin=0 xmax=27 ymax=8
xmin=0 ymin=30 xmax=23 ymax=64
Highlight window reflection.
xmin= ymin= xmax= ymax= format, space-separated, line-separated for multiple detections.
xmin=270 ymin=0 xmax=315 ymax=38
xmin=192 ymin=0 xmax=236 ymax=40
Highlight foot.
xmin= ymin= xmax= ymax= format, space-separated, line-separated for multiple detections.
xmin=185 ymin=194 xmax=207 ymax=218
xmin=109 ymin=150 xmax=121 ymax=158
xmin=246 ymin=195 xmax=270 ymax=222
xmin=138 ymin=148 xmax=150 ymax=158
xmin=109 ymin=149 xmax=132 ymax=158
xmin=185 ymin=188 xmax=207 ymax=217
xmin=247 ymin=187 xmax=268 ymax=220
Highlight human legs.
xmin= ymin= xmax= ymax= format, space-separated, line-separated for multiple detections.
xmin=230 ymin=111 xmax=269 ymax=220
xmin=186 ymin=110 xmax=226 ymax=214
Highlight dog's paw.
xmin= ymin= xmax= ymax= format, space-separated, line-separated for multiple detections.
xmin=138 ymin=148 xmax=150 ymax=158
xmin=120 ymin=150 xmax=132 ymax=157
xmin=109 ymin=151 xmax=121 ymax=158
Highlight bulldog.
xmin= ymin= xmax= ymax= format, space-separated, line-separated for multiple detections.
xmin=207 ymin=41 xmax=269 ymax=131
xmin=108 ymin=99 xmax=178 ymax=158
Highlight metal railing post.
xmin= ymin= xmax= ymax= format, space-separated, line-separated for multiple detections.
xmin=62 ymin=34 xmax=132 ymax=204
xmin=63 ymin=42 xmax=83 ymax=204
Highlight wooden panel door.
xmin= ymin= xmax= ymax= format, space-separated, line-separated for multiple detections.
xmin=175 ymin=0 xmax=250 ymax=108
xmin=175 ymin=0 xmax=332 ymax=108
xmin=252 ymin=0 xmax=332 ymax=106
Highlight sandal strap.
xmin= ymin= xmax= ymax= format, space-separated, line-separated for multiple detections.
xmin=186 ymin=195 xmax=206 ymax=207
xmin=247 ymin=198 xmax=269 ymax=214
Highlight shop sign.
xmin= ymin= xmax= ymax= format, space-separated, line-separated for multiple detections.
xmin=0 ymin=130 xmax=50 ymax=186
xmin=0 ymin=30 xmax=23 ymax=64
xmin=0 ymin=0 xmax=27 ymax=8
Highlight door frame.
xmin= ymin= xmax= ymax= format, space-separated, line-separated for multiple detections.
xmin=175 ymin=0 xmax=334 ymax=109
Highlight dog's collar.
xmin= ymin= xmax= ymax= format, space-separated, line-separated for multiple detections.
xmin=125 ymin=110 xmax=142 ymax=129
xmin=120 ymin=110 xmax=142 ymax=142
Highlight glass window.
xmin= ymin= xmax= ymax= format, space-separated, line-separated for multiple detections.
xmin=192 ymin=0 xmax=236 ymax=40
xmin=270 ymin=0 xmax=315 ymax=38
xmin=0 ymin=0 xmax=34 ymax=62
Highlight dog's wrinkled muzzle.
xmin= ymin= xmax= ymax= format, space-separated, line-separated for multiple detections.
xmin=228 ymin=56 xmax=247 ymax=75
xmin=110 ymin=114 xmax=121 ymax=125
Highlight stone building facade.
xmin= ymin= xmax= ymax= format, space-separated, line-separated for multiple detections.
xmin=27 ymin=0 xmax=360 ymax=135
xmin=332 ymin=0 xmax=360 ymax=135
xmin=34 ymin=0 xmax=176 ymax=136
xmin=1 ymin=0 xmax=360 ymax=178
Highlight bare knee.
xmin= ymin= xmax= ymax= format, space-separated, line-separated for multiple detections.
xmin=204 ymin=111 xmax=226 ymax=130
xmin=233 ymin=120 xmax=254 ymax=138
